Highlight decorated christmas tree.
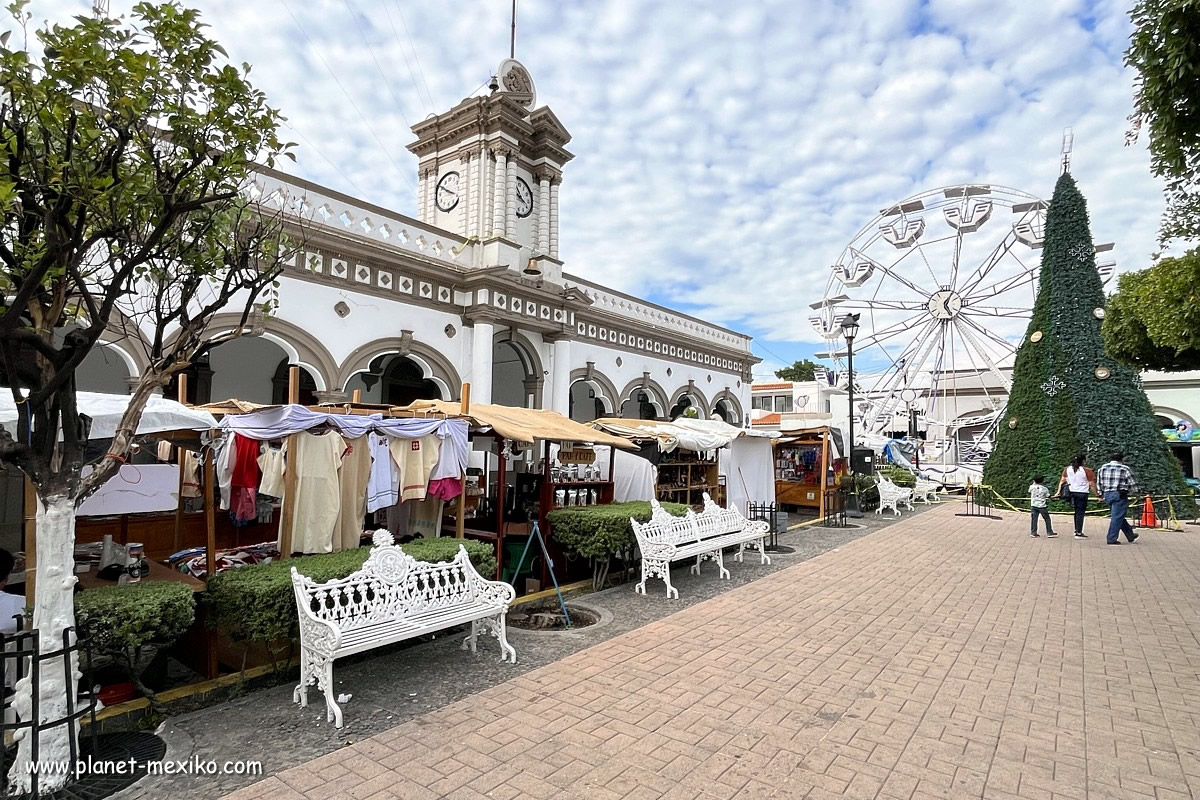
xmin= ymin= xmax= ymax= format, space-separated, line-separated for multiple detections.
xmin=983 ymin=172 xmax=1187 ymax=500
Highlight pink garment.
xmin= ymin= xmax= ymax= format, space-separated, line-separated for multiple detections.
xmin=427 ymin=477 xmax=462 ymax=502
xmin=231 ymin=487 xmax=258 ymax=524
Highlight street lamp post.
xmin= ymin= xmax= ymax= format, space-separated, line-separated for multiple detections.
xmin=841 ymin=313 xmax=862 ymax=517
xmin=901 ymin=387 xmax=920 ymax=471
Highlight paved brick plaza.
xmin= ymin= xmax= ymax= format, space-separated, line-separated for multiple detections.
xmin=226 ymin=505 xmax=1200 ymax=799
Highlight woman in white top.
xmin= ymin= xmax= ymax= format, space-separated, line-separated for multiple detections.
xmin=1056 ymin=455 xmax=1097 ymax=538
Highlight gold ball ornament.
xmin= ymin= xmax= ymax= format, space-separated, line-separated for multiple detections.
xmin=1094 ymin=366 xmax=1111 ymax=380
xmin=1093 ymin=308 xmax=1106 ymax=320
xmin=1030 ymin=331 xmax=1043 ymax=343
xmin=1008 ymin=417 xmax=1018 ymax=429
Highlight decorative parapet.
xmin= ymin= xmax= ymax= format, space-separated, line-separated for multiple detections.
xmin=561 ymin=275 xmax=754 ymax=355
xmin=247 ymin=168 xmax=476 ymax=269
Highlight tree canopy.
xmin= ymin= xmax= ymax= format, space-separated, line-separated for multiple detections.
xmin=1103 ymin=249 xmax=1200 ymax=371
xmin=1126 ymin=0 xmax=1200 ymax=242
xmin=775 ymin=358 xmax=819 ymax=382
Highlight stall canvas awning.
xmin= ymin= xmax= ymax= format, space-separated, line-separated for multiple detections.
xmin=0 ymin=390 xmax=217 ymax=441
xmin=591 ymin=417 xmax=778 ymax=453
xmin=398 ymin=400 xmax=638 ymax=450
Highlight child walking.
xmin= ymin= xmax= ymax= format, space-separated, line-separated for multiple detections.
xmin=1029 ymin=475 xmax=1055 ymax=538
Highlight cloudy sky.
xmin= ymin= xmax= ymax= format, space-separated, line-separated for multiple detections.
xmin=34 ymin=0 xmax=1169 ymax=378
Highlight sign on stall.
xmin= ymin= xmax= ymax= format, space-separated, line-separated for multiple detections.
xmin=557 ymin=445 xmax=596 ymax=465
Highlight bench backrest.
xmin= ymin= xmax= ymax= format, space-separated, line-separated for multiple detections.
xmin=631 ymin=500 xmax=700 ymax=546
xmin=290 ymin=531 xmax=511 ymax=632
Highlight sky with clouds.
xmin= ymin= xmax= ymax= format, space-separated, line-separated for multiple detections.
xmin=32 ymin=0 xmax=1170 ymax=379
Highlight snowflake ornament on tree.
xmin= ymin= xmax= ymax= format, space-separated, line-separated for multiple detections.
xmin=1041 ymin=376 xmax=1066 ymax=397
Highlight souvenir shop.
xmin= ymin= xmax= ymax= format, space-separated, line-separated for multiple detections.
xmin=772 ymin=424 xmax=844 ymax=518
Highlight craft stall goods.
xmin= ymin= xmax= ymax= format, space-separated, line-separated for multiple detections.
xmin=215 ymin=405 xmax=471 ymax=558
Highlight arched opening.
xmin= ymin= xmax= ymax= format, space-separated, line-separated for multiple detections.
xmin=343 ymin=355 xmax=443 ymax=406
xmin=76 ymin=343 xmax=134 ymax=395
xmin=167 ymin=337 xmax=319 ymax=405
xmin=620 ymin=390 xmax=660 ymax=420
xmin=1156 ymin=414 xmax=1178 ymax=430
xmin=569 ymin=380 xmax=606 ymax=422
xmin=271 ymin=358 xmax=318 ymax=405
xmin=492 ymin=338 xmax=539 ymax=409
xmin=712 ymin=398 xmax=739 ymax=425
xmin=669 ymin=395 xmax=699 ymax=420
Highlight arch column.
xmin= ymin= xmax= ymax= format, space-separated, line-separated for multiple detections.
xmin=549 ymin=179 xmax=560 ymax=258
xmin=537 ymin=174 xmax=551 ymax=252
xmin=458 ymin=152 xmax=472 ymax=237
xmin=548 ymin=336 xmax=572 ymax=416
xmin=505 ymin=154 xmax=518 ymax=237
xmin=471 ymin=320 xmax=495 ymax=404
xmin=491 ymin=148 xmax=508 ymax=238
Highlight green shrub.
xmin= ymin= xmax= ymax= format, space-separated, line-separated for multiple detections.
xmin=878 ymin=464 xmax=916 ymax=487
xmin=547 ymin=501 xmax=689 ymax=561
xmin=205 ymin=538 xmax=496 ymax=647
xmin=76 ymin=581 xmax=196 ymax=654
xmin=845 ymin=474 xmax=879 ymax=513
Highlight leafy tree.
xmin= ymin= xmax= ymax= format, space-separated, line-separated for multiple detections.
xmin=983 ymin=173 xmax=1186 ymax=501
xmin=1103 ymin=249 xmax=1200 ymax=371
xmin=1126 ymin=0 xmax=1200 ymax=241
xmin=0 ymin=3 xmax=295 ymax=789
xmin=774 ymin=358 xmax=818 ymax=382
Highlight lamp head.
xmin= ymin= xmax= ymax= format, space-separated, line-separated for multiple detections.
xmin=840 ymin=313 xmax=861 ymax=342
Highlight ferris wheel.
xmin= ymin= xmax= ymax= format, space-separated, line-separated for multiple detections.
xmin=812 ymin=183 xmax=1115 ymax=463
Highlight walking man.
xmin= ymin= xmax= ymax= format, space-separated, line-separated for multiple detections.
xmin=1097 ymin=451 xmax=1138 ymax=545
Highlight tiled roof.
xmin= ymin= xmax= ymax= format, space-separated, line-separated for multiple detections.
xmin=752 ymin=382 xmax=791 ymax=391
xmin=752 ymin=413 xmax=781 ymax=426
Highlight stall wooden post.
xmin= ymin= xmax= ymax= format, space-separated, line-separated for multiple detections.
xmin=455 ymin=383 xmax=471 ymax=540
xmin=494 ymin=434 xmax=507 ymax=580
xmin=818 ymin=430 xmax=830 ymax=519
xmin=23 ymin=475 xmax=36 ymax=602
xmin=173 ymin=374 xmax=189 ymax=552
xmin=288 ymin=365 xmax=300 ymax=405
xmin=278 ymin=436 xmax=299 ymax=558
xmin=351 ymin=389 xmax=362 ymax=404
xmin=202 ymin=447 xmax=219 ymax=678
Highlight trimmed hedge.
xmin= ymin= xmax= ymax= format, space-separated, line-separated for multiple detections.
xmin=76 ymin=581 xmax=195 ymax=654
xmin=547 ymin=501 xmax=689 ymax=561
xmin=205 ymin=538 xmax=496 ymax=646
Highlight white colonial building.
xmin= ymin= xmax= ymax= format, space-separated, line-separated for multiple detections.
xmin=75 ymin=59 xmax=757 ymax=423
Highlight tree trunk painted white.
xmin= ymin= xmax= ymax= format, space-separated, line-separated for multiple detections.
xmin=8 ymin=493 xmax=80 ymax=794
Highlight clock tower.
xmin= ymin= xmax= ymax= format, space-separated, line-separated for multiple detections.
xmin=408 ymin=59 xmax=573 ymax=282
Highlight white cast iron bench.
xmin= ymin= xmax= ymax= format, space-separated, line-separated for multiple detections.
xmin=913 ymin=476 xmax=944 ymax=504
xmin=876 ymin=475 xmax=915 ymax=516
xmin=290 ymin=530 xmax=516 ymax=728
xmin=631 ymin=493 xmax=771 ymax=599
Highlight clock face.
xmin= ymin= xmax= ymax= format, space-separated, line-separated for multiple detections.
xmin=926 ymin=289 xmax=963 ymax=320
xmin=515 ymin=177 xmax=533 ymax=218
xmin=435 ymin=171 xmax=460 ymax=212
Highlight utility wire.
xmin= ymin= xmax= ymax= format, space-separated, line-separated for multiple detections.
xmin=283 ymin=121 xmax=368 ymax=198
xmin=391 ymin=0 xmax=436 ymax=112
xmin=280 ymin=0 xmax=416 ymax=195
xmin=343 ymin=0 xmax=411 ymax=130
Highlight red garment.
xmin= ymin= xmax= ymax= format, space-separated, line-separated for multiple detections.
xmin=427 ymin=477 xmax=462 ymax=502
xmin=231 ymin=434 xmax=261 ymax=489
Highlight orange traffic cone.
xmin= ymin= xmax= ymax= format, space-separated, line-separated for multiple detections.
xmin=1139 ymin=494 xmax=1157 ymax=528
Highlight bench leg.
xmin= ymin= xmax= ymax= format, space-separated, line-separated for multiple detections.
xmin=690 ymin=554 xmax=703 ymax=576
xmin=494 ymin=613 xmax=517 ymax=664
xmin=734 ymin=543 xmax=745 ymax=563
xmin=293 ymin=648 xmax=311 ymax=708
xmin=461 ymin=619 xmax=480 ymax=654
xmin=750 ymin=538 xmax=772 ymax=565
xmin=307 ymin=657 xmax=342 ymax=728
xmin=662 ymin=566 xmax=679 ymax=600
xmin=637 ymin=557 xmax=668 ymax=596
xmin=714 ymin=548 xmax=730 ymax=580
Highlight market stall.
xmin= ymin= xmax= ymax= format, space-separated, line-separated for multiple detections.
xmin=396 ymin=399 xmax=638 ymax=591
xmin=590 ymin=417 xmax=779 ymax=514
xmin=772 ymin=421 xmax=845 ymax=517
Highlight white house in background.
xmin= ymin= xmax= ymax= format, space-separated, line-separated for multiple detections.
xmin=74 ymin=59 xmax=757 ymax=423
xmin=749 ymin=379 xmax=847 ymax=430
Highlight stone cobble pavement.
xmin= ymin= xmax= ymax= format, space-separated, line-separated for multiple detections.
xmin=116 ymin=510 xmax=907 ymax=800
xmin=216 ymin=505 xmax=1200 ymax=799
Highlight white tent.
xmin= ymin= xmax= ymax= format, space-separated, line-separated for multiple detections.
xmin=719 ymin=437 xmax=776 ymax=516
xmin=0 ymin=390 xmax=217 ymax=441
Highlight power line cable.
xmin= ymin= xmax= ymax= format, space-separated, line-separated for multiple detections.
xmin=392 ymin=0 xmax=436 ymax=112
xmin=283 ymin=121 xmax=368 ymax=198
xmin=280 ymin=0 xmax=416 ymax=195
xmin=343 ymin=0 xmax=412 ymax=130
